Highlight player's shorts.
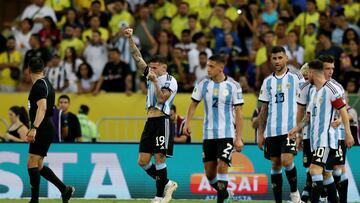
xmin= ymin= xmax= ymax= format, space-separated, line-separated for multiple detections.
xmin=203 ymin=138 xmax=234 ymax=166
xmin=139 ymin=116 xmax=174 ymax=156
xmin=334 ymin=140 xmax=347 ymax=165
xmin=29 ymin=118 xmax=55 ymax=157
xmin=303 ymin=139 xmax=313 ymax=168
xmin=311 ymin=147 xmax=337 ymax=170
xmin=264 ymin=135 xmax=297 ymax=160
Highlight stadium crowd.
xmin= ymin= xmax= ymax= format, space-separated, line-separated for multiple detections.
xmin=0 ymin=0 xmax=360 ymax=94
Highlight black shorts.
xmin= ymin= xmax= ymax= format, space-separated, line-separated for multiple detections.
xmin=264 ymin=135 xmax=297 ymax=160
xmin=29 ymin=118 xmax=55 ymax=157
xmin=203 ymin=138 xmax=234 ymax=166
xmin=139 ymin=116 xmax=174 ymax=156
xmin=311 ymin=147 xmax=337 ymax=170
xmin=334 ymin=140 xmax=347 ymax=165
xmin=303 ymin=139 xmax=313 ymax=168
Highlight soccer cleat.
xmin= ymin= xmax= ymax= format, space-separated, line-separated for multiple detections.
xmin=62 ymin=186 xmax=75 ymax=203
xmin=289 ymin=190 xmax=301 ymax=203
xmin=161 ymin=180 xmax=178 ymax=203
xmin=223 ymin=190 xmax=234 ymax=203
xmin=151 ymin=196 xmax=163 ymax=203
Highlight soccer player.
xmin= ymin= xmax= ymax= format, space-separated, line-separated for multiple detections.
xmin=293 ymin=59 xmax=354 ymax=203
xmin=257 ymin=46 xmax=304 ymax=203
xmin=26 ymin=57 xmax=74 ymax=203
xmin=318 ymin=55 xmax=354 ymax=203
xmin=124 ymin=28 xmax=178 ymax=203
xmin=183 ymin=54 xmax=244 ymax=203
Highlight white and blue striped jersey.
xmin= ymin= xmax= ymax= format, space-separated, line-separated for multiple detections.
xmin=307 ymin=80 xmax=346 ymax=150
xmin=330 ymin=78 xmax=346 ymax=140
xmin=258 ymin=69 xmax=305 ymax=138
xmin=146 ymin=74 xmax=178 ymax=116
xmin=297 ymin=81 xmax=313 ymax=139
xmin=191 ymin=76 xmax=244 ymax=140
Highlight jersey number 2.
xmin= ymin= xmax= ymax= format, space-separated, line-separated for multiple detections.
xmin=212 ymin=98 xmax=218 ymax=108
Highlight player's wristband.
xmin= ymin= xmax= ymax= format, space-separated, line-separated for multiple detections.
xmin=31 ymin=124 xmax=39 ymax=130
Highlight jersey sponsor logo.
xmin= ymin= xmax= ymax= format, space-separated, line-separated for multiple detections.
xmin=189 ymin=153 xmax=268 ymax=195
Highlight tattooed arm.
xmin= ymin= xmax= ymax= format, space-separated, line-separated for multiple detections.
xmin=123 ymin=28 xmax=147 ymax=72
xmin=257 ymin=103 xmax=268 ymax=150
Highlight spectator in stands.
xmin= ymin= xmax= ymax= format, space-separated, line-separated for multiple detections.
xmin=39 ymin=16 xmax=61 ymax=46
xmin=83 ymin=30 xmax=108 ymax=81
xmin=260 ymin=0 xmax=278 ymax=28
xmin=76 ymin=62 xmax=95 ymax=94
xmin=63 ymin=47 xmax=83 ymax=92
xmin=134 ymin=4 xmax=157 ymax=57
xmin=346 ymin=78 xmax=359 ymax=93
xmin=82 ymin=15 xmax=109 ymax=43
xmin=284 ymin=30 xmax=304 ymax=70
xmin=16 ymin=69 xmax=32 ymax=92
xmin=21 ymin=0 xmax=57 ymax=33
xmin=208 ymin=4 xmax=227 ymax=29
xmin=193 ymin=51 xmax=208 ymax=84
xmin=59 ymin=25 xmax=84 ymax=58
xmin=212 ymin=17 xmax=241 ymax=53
xmin=45 ymin=53 xmax=69 ymax=92
xmin=188 ymin=32 xmax=212 ymax=73
xmin=93 ymin=48 xmax=132 ymax=94
xmin=77 ymin=104 xmax=98 ymax=142
xmin=316 ymin=32 xmax=343 ymax=81
xmin=23 ymin=34 xmax=50 ymax=70
xmin=187 ymin=14 xmax=201 ymax=37
xmin=154 ymin=30 xmax=172 ymax=61
xmin=255 ymin=31 xmax=275 ymax=89
xmin=84 ymin=0 xmax=111 ymax=28
xmin=239 ymin=76 xmax=254 ymax=93
xmin=158 ymin=17 xmax=178 ymax=45
xmin=58 ymin=95 xmax=82 ymax=142
xmin=294 ymin=0 xmax=319 ymax=38
xmin=220 ymin=33 xmax=248 ymax=79
xmin=318 ymin=12 xmax=333 ymax=34
xmin=12 ymin=18 xmax=33 ymax=57
xmin=75 ymin=0 xmax=106 ymax=14
xmin=57 ymin=8 xmax=83 ymax=32
xmin=171 ymin=1 xmax=190 ymax=40
xmin=43 ymin=36 xmax=57 ymax=57
xmin=342 ymin=28 xmax=359 ymax=52
xmin=236 ymin=1 xmax=258 ymax=52
xmin=170 ymin=105 xmax=190 ymax=144
xmin=0 ymin=106 xmax=29 ymax=142
xmin=109 ymin=0 xmax=134 ymax=35
xmin=175 ymin=29 xmax=196 ymax=54
xmin=343 ymin=0 xmax=360 ymax=23
xmin=274 ymin=21 xmax=287 ymax=46
xmin=45 ymin=0 xmax=71 ymax=19
xmin=332 ymin=13 xmax=360 ymax=46
xmin=153 ymin=0 xmax=177 ymax=21
xmin=168 ymin=47 xmax=190 ymax=92
xmin=304 ymin=23 xmax=318 ymax=62
xmin=0 ymin=36 xmax=22 ymax=92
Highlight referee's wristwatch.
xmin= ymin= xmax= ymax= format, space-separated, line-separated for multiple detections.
xmin=31 ymin=124 xmax=39 ymax=130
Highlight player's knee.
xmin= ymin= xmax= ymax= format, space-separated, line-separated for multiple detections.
xmin=323 ymin=171 xmax=333 ymax=180
xmin=217 ymin=160 xmax=229 ymax=174
xmin=138 ymin=157 xmax=150 ymax=167
xmin=309 ymin=164 xmax=323 ymax=175
xmin=27 ymin=155 xmax=40 ymax=168
xmin=154 ymin=153 xmax=166 ymax=164
xmin=271 ymin=160 xmax=282 ymax=170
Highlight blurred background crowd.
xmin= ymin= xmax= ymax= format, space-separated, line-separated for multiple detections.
xmin=0 ymin=0 xmax=359 ymax=95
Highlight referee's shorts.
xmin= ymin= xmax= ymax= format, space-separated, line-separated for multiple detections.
xmin=29 ymin=117 xmax=55 ymax=157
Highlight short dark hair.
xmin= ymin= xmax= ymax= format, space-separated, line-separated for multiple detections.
xmin=192 ymin=32 xmax=205 ymax=43
xmin=317 ymin=54 xmax=335 ymax=64
xmin=7 ymin=36 xmax=15 ymax=41
xmin=271 ymin=46 xmax=286 ymax=54
xmin=171 ymin=104 xmax=176 ymax=112
xmin=188 ymin=14 xmax=198 ymax=20
xmin=23 ymin=18 xmax=34 ymax=29
xmin=160 ymin=16 xmax=172 ymax=22
xmin=149 ymin=55 xmax=167 ymax=64
xmin=308 ymin=59 xmax=323 ymax=71
xmin=30 ymin=34 xmax=41 ymax=42
xmin=109 ymin=48 xmax=120 ymax=54
xmin=91 ymin=0 xmax=101 ymax=6
xmin=79 ymin=104 xmax=90 ymax=114
xmin=199 ymin=51 xmax=207 ymax=57
xmin=208 ymin=54 xmax=225 ymax=64
xmin=29 ymin=57 xmax=44 ymax=73
xmin=58 ymin=94 xmax=70 ymax=102
xmin=317 ymin=31 xmax=331 ymax=40
xmin=181 ymin=29 xmax=191 ymax=35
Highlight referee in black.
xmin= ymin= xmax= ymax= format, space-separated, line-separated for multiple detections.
xmin=26 ymin=57 xmax=74 ymax=203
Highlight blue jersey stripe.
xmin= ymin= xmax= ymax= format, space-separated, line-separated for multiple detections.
xmin=276 ymin=79 xmax=283 ymax=136
xmin=225 ymin=84 xmax=232 ymax=138
xmin=318 ymin=90 xmax=327 ymax=146
xmin=202 ymin=81 xmax=209 ymax=139
xmin=266 ymin=79 xmax=272 ymax=137
xmin=287 ymin=75 xmax=295 ymax=132
xmin=212 ymin=83 xmax=220 ymax=139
